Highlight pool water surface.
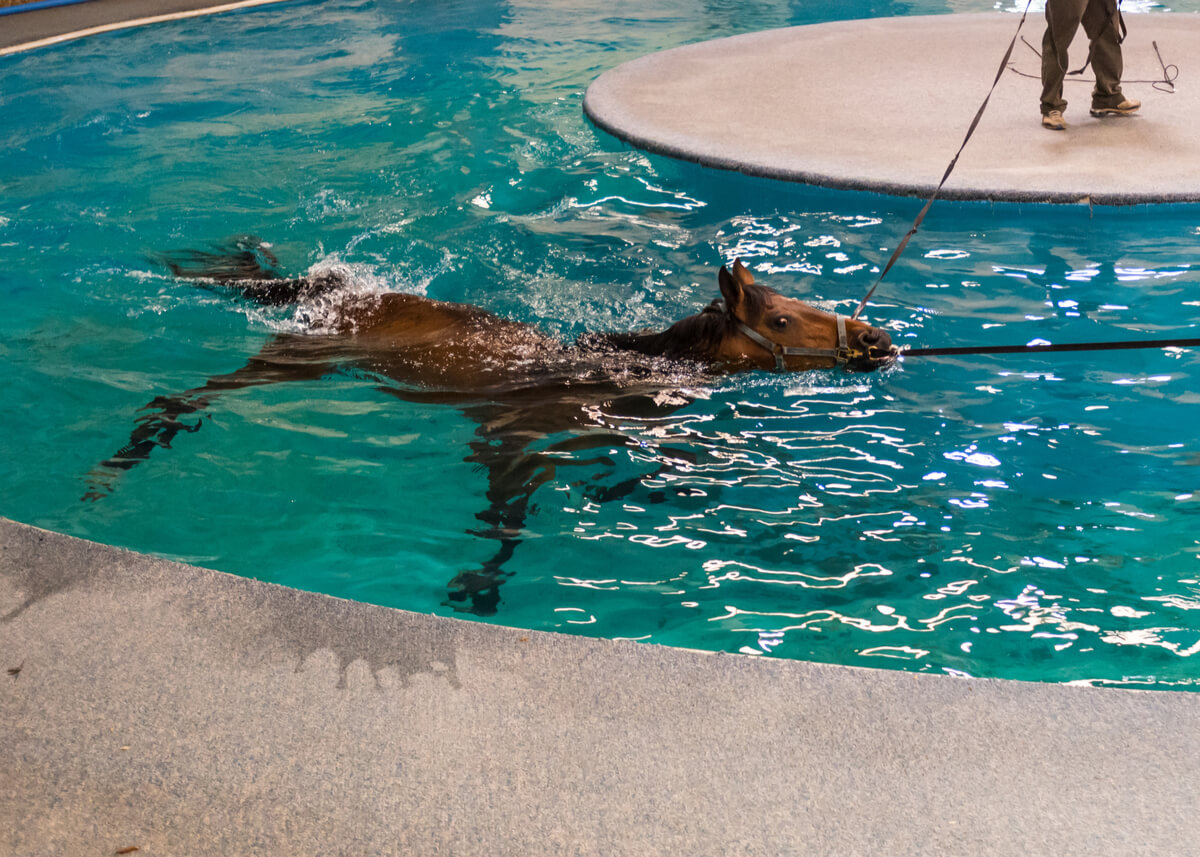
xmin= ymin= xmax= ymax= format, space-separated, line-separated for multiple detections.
xmin=3 ymin=0 xmax=1200 ymax=688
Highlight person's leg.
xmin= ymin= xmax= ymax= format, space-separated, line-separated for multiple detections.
xmin=1082 ymin=0 xmax=1136 ymax=112
xmin=1041 ymin=0 xmax=1088 ymax=116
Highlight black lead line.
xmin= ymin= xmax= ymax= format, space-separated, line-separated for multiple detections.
xmin=899 ymin=336 xmax=1200 ymax=359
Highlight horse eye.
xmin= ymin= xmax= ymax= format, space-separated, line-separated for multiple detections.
xmin=771 ymin=315 xmax=789 ymax=330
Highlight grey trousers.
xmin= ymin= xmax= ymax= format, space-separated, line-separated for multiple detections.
xmin=1040 ymin=0 xmax=1125 ymax=115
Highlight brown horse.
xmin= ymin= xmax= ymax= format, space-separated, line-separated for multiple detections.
xmin=86 ymin=241 xmax=894 ymax=613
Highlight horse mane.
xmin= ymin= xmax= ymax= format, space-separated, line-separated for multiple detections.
xmin=586 ymin=282 xmax=775 ymax=361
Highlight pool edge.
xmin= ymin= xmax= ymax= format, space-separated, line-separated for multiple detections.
xmin=3 ymin=515 xmax=1198 ymax=854
xmin=0 ymin=0 xmax=296 ymax=57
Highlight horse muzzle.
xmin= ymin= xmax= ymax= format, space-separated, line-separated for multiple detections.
xmin=846 ymin=325 xmax=897 ymax=371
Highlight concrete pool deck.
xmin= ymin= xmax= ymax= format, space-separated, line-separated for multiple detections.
xmin=4 ymin=516 xmax=1200 ymax=855
xmin=585 ymin=12 xmax=1200 ymax=204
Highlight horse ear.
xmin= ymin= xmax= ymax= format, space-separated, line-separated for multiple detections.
xmin=718 ymin=264 xmax=743 ymax=311
xmin=732 ymin=258 xmax=755 ymax=287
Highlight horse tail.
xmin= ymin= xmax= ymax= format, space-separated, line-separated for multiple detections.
xmin=157 ymin=236 xmax=344 ymax=306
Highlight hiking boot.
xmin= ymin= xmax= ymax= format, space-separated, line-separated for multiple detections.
xmin=1090 ymin=98 xmax=1141 ymax=117
xmin=1042 ymin=110 xmax=1066 ymax=131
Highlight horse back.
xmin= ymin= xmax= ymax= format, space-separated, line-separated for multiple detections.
xmin=329 ymin=292 xmax=565 ymax=391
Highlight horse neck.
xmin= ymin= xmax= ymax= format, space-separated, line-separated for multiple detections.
xmin=588 ymin=310 xmax=729 ymax=361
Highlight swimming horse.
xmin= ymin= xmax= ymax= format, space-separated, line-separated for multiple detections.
xmin=85 ymin=240 xmax=894 ymax=615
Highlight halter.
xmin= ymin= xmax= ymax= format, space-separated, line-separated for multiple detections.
xmin=735 ymin=313 xmax=855 ymax=371
xmin=706 ymin=300 xmax=857 ymax=371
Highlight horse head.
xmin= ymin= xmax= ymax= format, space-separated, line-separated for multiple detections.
xmin=712 ymin=260 xmax=894 ymax=372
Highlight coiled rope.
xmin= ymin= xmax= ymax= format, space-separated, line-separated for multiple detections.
xmin=1012 ymin=35 xmax=1179 ymax=93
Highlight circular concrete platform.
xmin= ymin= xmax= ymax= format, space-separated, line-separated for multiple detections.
xmin=584 ymin=12 xmax=1200 ymax=204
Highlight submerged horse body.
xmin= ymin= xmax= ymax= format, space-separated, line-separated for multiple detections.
xmin=88 ymin=242 xmax=894 ymax=613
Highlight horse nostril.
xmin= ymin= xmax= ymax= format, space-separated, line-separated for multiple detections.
xmin=857 ymin=327 xmax=892 ymax=354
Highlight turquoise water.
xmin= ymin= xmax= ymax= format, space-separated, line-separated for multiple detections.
xmin=3 ymin=0 xmax=1200 ymax=688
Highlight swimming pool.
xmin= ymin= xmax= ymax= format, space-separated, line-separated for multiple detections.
xmin=3 ymin=0 xmax=1200 ymax=689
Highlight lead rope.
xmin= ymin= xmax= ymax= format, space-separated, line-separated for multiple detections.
xmin=851 ymin=0 xmax=1035 ymax=321
xmin=902 ymin=335 xmax=1200 ymax=359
